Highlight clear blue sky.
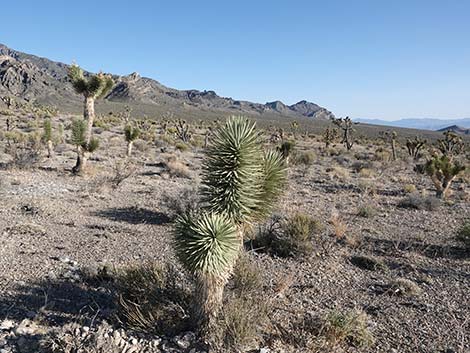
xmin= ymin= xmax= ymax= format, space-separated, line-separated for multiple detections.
xmin=2 ymin=0 xmax=469 ymax=120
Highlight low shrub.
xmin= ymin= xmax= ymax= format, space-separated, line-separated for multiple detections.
xmin=357 ymin=204 xmax=377 ymax=218
xmin=398 ymin=193 xmax=441 ymax=211
xmin=456 ymin=220 xmax=470 ymax=248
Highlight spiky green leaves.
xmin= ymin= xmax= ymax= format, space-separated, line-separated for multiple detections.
xmin=68 ymin=64 xmax=114 ymax=99
xmin=202 ymin=117 xmax=263 ymax=223
xmin=174 ymin=212 xmax=240 ymax=276
xmin=42 ymin=118 xmax=53 ymax=142
xmin=125 ymin=124 xmax=140 ymax=142
xmin=424 ymin=155 xmax=465 ymax=179
xmin=71 ymin=118 xmax=99 ymax=152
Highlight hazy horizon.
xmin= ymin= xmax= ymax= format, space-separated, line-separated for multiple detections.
xmin=3 ymin=1 xmax=470 ymax=120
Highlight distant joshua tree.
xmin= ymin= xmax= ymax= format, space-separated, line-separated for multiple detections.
xmin=124 ymin=124 xmax=140 ymax=157
xmin=68 ymin=64 xmax=113 ymax=172
xmin=406 ymin=136 xmax=426 ymax=160
xmin=173 ymin=117 xmax=286 ymax=332
xmin=68 ymin=65 xmax=114 ymax=142
xmin=322 ymin=127 xmax=338 ymax=149
xmin=437 ymin=131 xmax=464 ymax=158
xmin=417 ymin=155 xmax=465 ymax=199
xmin=332 ymin=116 xmax=355 ymax=150
xmin=42 ymin=118 xmax=54 ymax=158
xmin=380 ymin=130 xmax=398 ymax=161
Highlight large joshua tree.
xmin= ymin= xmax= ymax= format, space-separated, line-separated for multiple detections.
xmin=173 ymin=116 xmax=286 ymax=332
xmin=124 ymin=124 xmax=140 ymax=157
xmin=68 ymin=64 xmax=113 ymax=171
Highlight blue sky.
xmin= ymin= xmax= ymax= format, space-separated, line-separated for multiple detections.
xmin=2 ymin=0 xmax=469 ymax=120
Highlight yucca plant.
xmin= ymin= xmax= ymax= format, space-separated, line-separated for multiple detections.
xmin=173 ymin=117 xmax=286 ymax=331
xmin=124 ymin=124 xmax=140 ymax=157
xmin=418 ymin=155 xmax=465 ymax=199
xmin=42 ymin=118 xmax=54 ymax=158
xmin=68 ymin=64 xmax=113 ymax=171
xmin=71 ymin=119 xmax=99 ymax=173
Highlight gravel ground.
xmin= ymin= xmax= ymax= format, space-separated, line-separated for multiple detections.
xmin=0 ymin=124 xmax=468 ymax=353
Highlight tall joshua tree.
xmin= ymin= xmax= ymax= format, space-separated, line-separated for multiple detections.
xmin=173 ymin=117 xmax=286 ymax=332
xmin=332 ymin=116 xmax=355 ymax=150
xmin=124 ymin=124 xmax=140 ymax=157
xmin=68 ymin=64 xmax=113 ymax=167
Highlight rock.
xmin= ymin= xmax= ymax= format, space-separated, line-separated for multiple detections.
xmin=15 ymin=319 xmax=42 ymax=336
xmin=0 ymin=320 xmax=15 ymax=331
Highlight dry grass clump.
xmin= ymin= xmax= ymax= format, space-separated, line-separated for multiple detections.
xmin=161 ymin=186 xmax=200 ymax=219
xmin=320 ymin=309 xmax=374 ymax=349
xmin=326 ymin=166 xmax=349 ymax=181
xmin=403 ymin=183 xmax=417 ymax=193
xmin=253 ymin=213 xmax=323 ymax=258
xmin=113 ymin=263 xmax=193 ymax=336
xmin=357 ymin=203 xmax=377 ymax=218
xmin=292 ymin=150 xmax=316 ymax=166
xmin=217 ymin=294 xmax=270 ymax=351
xmin=456 ymin=220 xmax=470 ymax=248
xmin=398 ymin=193 xmax=441 ymax=211
xmin=174 ymin=141 xmax=190 ymax=151
xmin=388 ymin=278 xmax=422 ymax=296
xmin=350 ymin=255 xmax=387 ymax=271
xmin=330 ymin=210 xmax=347 ymax=239
xmin=230 ymin=253 xmax=262 ymax=293
xmin=163 ymin=156 xmax=192 ymax=178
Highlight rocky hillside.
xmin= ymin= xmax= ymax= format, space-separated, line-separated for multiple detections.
xmin=0 ymin=43 xmax=334 ymax=120
xmin=437 ymin=125 xmax=470 ymax=135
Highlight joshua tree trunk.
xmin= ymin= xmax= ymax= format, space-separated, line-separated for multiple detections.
xmin=47 ymin=140 xmax=53 ymax=158
xmin=391 ymin=139 xmax=397 ymax=161
xmin=127 ymin=141 xmax=133 ymax=157
xmin=84 ymin=96 xmax=95 ymax=145
xmin=432 ymin=175 xmax=455 ymax=199
xmin=194 ymin=271 xmax=230 ymax=332
xmin=72 ymin=147 xmax=89 ymax=174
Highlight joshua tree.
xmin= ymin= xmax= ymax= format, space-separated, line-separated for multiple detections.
xmin=71 ymin=119 xmax=99 ymax=174
xmin=332 ymin=116 xmax=355 ymax=150
xmin=417 ymin=155 xmax=465 ymax=199
xmin=175 ymin=119 xmax=192 ymax=142
xmin=437 ymin=131 xmax=464 ymax=158
xmin=322 ymin=127 xmax=338 ymax=148
xmin=124 ymin=124 xmax=140 ymax=157
xmin=68 ymin=64 xmax=114 ymax=146
xmin=380 ymin=130 xmax=398 ymax=161
xmin=42 ymin=118 xmax=54 ymax=158
xmin=291 ymin=120 xmax=299 ymax=139
xmin=406 ymin=136 xmax=426 ymax=160
xmin=204 ymin=127 xmax=212 ymax=148
xmin=173 ymin=117 xmax=286 ymax=332
xmin=277 ymin=140 xmax=295 ymax=165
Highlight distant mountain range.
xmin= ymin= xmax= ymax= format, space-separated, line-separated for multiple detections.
xmin=0 ymin=43 xmax=334 ymax=120
xmin=355 ymin=118 xmax=470 ymax=131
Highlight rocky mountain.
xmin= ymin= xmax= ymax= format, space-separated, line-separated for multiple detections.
xmin=0 ymin=43 xmax=334 ymax=120
xmin=437 ymin=125 xmax=470 ymax=135
xmin=355 ymin=117 xmax=470 ymax=131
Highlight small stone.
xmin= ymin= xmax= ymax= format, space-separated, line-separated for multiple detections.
xmin=0 ymin=320 xmax=15 ymax=331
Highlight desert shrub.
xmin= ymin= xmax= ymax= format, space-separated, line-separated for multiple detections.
xmin=456 ymin=220 xmax=470 ymax=248
xmin=162 ymin=187 xmax=200 ymax=219
xmin=388 ymin=278 xmax=421 ymax=296
xmin=321 ymin=309 xmax=374 ymax=348
xmin=5 ymin=132 xmax=41 ymax=169
xmin=351 ymin=160 xmax=373 ymax=173
xmin=175 ymin=142 xmax=190 ymax=152
xmin=113 ymin=263 xmax=192 ymax=336
xmin=350 ymin=255 xmax=387 ymax=271
xmin=330 ymin=211 xmax=347 ymax=239
xmin=254 ymin=213 xmax=323 ymax=258
xmin=327 ymin=166 xmax=349 ymax=180
xmin=398 ymin=193 xmax=441 ymax=211
xmin=106 ymin=159 xmax=138 ymax=189
xmin=403 ymin=183 xmax=417 ymax=193
xmin=163 ymin=157 xmax=192 ymax=178
xmin=217 ymin=294 xmax=270 ymax=351
xmin=230 ymin=253 xmax=262 ymax=293
xmin=357 ymin=204 xmax=377 ymax=218
xmin=293 ymin=151 xmax=316 ymax=166
xmin=374 ymin=147 xmax=391 ymax=161
xmin=357 ymin=179 xmax=378 ymax=196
